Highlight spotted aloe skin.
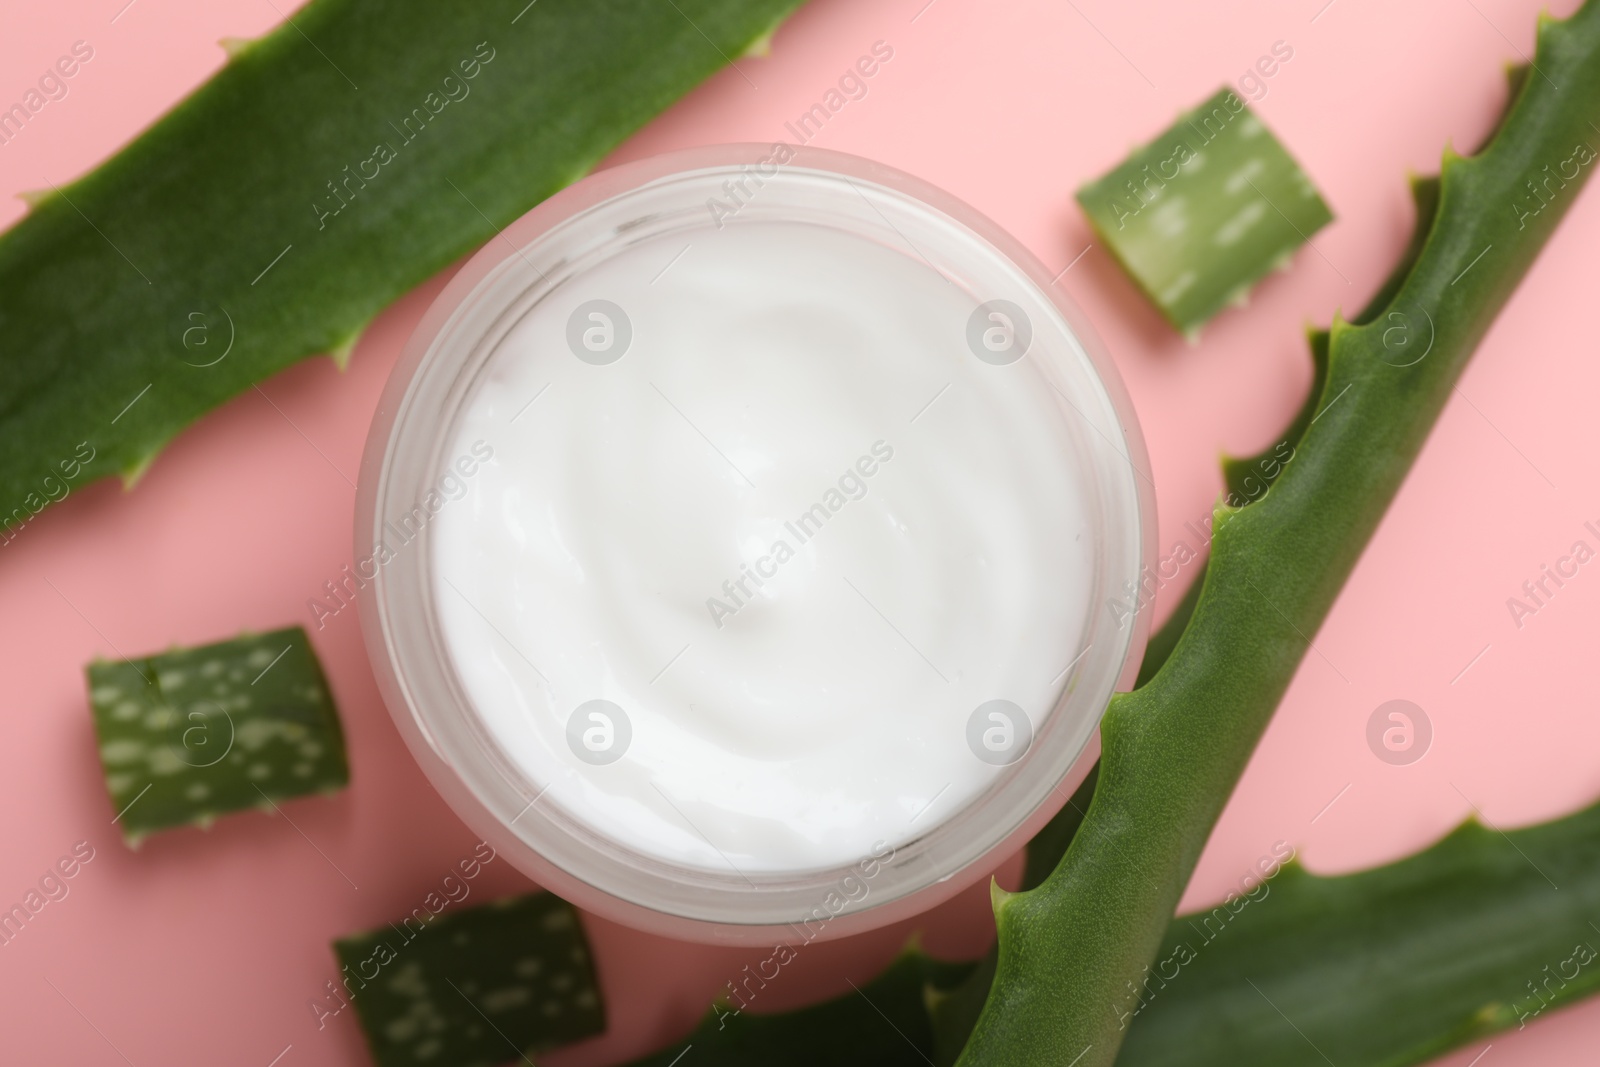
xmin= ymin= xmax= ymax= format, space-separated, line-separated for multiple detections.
xmin=86 ymin=625 xmax=348 ymax=845
xmin=333 ymin=891 xmax=604 ymax=1067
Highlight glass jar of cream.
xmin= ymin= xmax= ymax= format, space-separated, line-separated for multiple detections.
xmin=356 ymin=144 xmax=1153 ymax=945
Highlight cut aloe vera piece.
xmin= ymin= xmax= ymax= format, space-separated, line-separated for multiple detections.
xmin=335 ymin=892 xmax=604 ymax=1066
xmin=1076 ymin=87 xmax=1332 ymax=334
xmin=85 ymin=625 xmax=348 ymax=845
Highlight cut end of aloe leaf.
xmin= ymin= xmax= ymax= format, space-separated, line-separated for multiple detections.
xmin=335 ymin=892 xmax=604 ymax=1067
xmin=85 ymin=625 xmax=349 ymax=845
xmin=1075 ymin=87 xmax=1333 ymax=333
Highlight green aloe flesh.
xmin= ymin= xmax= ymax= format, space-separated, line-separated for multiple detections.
xmin=958 ymin=4 xmax=1600 ymax=1065
xmin=1076 ymin=87 xmax=1333 ymax=334
xmin=334 ymin=891 xmax=604 ymax=1067
xmin=0 ymin=0 xmax=804 ymax=526
xmin=85 ymin=625 xmax=348 ymax=846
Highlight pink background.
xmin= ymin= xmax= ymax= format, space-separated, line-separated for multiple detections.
xmin=2 ymin=0 xmax=1597 ymax=1063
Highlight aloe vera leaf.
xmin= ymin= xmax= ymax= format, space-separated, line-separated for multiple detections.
xmin=1076 ymin=88 xmax=1333 ymax=334
xmin=1223 ymin=174 xmax=1439 ymax=502
xmin=85 ymin=625 xmax=348 ymax=846
xmin=0 ymin=0 xmax=804 ymax=521
xmin=956 ymin=6 xmax=1600 ymax=1065
xmin=1112 ymin=800 xmax=1600 ymax=1067
xmin=334 ymin=891 xmax=603 ymax=1067
xmin=619 ymin=948 xmax=973 ymax=1067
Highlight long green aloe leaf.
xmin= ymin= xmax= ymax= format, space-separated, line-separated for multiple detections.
xmin=956 ymin=5 xmax=1600 ymax=1065
xmin=0 ymin=0 xmax=802 ymax=526
xmin=1117 ymin=799 xmax=1600 ymax=1066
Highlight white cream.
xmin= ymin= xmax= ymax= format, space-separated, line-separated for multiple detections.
xmin=430 ymin=218 xmax=1097 ymax=874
